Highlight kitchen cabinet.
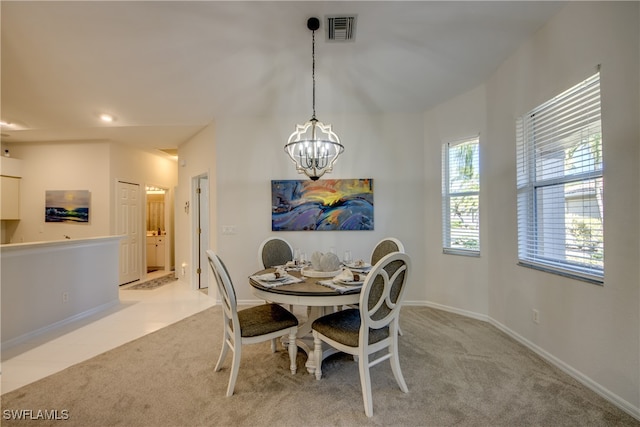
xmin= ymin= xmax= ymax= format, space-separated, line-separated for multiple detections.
xmin=1 ymin=176 xmax=20 ymax=220
xmin=146 ymin=235 xmax=165 ymax=269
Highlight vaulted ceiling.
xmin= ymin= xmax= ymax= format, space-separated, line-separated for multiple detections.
xmin=1 ymin=1 xmax=564 ymax=154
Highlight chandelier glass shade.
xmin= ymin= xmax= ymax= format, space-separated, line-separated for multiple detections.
xmin=284 ymin=17 xmax=344 ymax=181
xmin=285 ymin=118 xmax=343 ymax=181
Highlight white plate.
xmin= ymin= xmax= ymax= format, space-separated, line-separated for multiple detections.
xmin=257 ymin=273 xmax=287 ymax=282
xmin=301 ymin=267 xmax=342 ymax=278
xmin=344 ymin=262 xmax=371 ymax=270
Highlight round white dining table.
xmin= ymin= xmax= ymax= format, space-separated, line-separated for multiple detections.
xmin=249 ymin=268 xmax=361 ymax=374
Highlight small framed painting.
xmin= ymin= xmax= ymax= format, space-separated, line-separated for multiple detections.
xmin=45 ymin=190 xmax=90 ymax=223
xmin=272 ymin=179 xmax=373 ymax=231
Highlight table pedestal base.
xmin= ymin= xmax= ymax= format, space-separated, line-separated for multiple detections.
xmin=282 ymin=305 xmax=340 ymax=374
xmin=250 ymin=276 xmax=359 ymax=375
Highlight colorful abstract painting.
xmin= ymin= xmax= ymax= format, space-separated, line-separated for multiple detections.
xmin=45 ymin=190 xmax=90 ymax=223
xmin=272 ymin=179 xmax=373 ymax=231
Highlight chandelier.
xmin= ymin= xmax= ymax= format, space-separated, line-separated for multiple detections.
xmin=284 ymin=17 xmax=344 ymax=181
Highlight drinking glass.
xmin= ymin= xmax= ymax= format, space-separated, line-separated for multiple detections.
xmin=343 ymin=250 xmax=352 ymax=265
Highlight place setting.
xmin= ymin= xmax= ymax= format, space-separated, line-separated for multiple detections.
xmin=314 ymin=250 xmax=370 ymax=293
xmin=275 ymin=248 xmax=311 ymax=272
xmin=340 ymin=250 xmax=370 ymax=271
xmin=317 ymin=267 xmax=366 ymax=293
xmin=250 ymin=266 xmax=303 ymax=288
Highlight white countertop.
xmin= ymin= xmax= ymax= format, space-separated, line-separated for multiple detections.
xmin=1 ymin=235 xmax=124 ymax=252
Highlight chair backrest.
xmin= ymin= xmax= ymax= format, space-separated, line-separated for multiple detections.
xmin=370 ymin=237 xmax=405 ymax=266
xmin=207 ymin=250 xmax=240 ymax=338
xmin=258 ymin=237 xmax=294 ymax=269
xmin=359 ymin=252 xmax=410 ymax=339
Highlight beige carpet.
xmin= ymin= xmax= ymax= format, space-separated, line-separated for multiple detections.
xmin=1 ymin=306 xmax=637 ymax=426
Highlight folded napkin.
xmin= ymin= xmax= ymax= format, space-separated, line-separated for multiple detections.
xmin=333 ymin=268 xmax=364 ymax=283
xmin=250 ymin=272 xmax=303 ymax=288
xmin=311 ymin=251 xmax=342 ymax=272
xmin=317 ymin=280 xmax=362 ymax=294
xmin=284 ymin=260 xmax=303 ymax=271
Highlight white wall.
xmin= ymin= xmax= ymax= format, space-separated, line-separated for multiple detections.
xmin=423 ymin=85 xmax=489 ymax=317
xmin=175 ymin=124 xmax=217 ymax=289
xmin=6 ymin=141 xmax=178 ymax=246
xmin=9 ymin=141 xmax=111 ymax=243
xmin=481 ymin=2 xmax=638 ymax=413
xmin=423 ymin=1 xmax=639 ymax=415
xmin=109 ymin=143 xmax=178 ymax=269
xmin=176 ymin=113 xmax=426 ymax=303
xmin=1 ymin=236 xmax=120 ymax=347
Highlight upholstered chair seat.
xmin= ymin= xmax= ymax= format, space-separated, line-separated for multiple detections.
xmin=311 ymin=309 xmax=389 ymax=347
xmin=237 ymin=304 xmax=298 ymax=337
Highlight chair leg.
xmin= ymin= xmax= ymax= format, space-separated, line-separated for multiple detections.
xmin=288 ymin=328 xmax=297 ymax=374
xmin=214 ymin=336 xmax=230 ymax=372
xmin=270 ymin=338 xmax=277 ymax=353
xmin=390 ymin=336 xmax=408 ymax=393
xmin=358 ymin=353 xmax=374 ymax=417
xmin=313 ymin=332 xmax=323 ymax=380
xmin=225 ymin=343 xmax=241 ymax=397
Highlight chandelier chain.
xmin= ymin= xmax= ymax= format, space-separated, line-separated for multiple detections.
xmin=284 ymin=17 xmax=343 ymax=181
xmin=311 ymin=29 xmax=316 ymax=120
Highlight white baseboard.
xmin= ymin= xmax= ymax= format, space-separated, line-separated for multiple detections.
xmin=408 ymin=300 xmax=489 ymax=322
xmin=1 ymin=300 xmax=120 ymax=351
xmin=415 ymin=300 xmax=640 ymax=421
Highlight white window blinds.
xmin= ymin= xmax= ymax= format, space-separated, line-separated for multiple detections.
xmin=516 ymin=72 xmax=603 ymax=283
xmin=442 ymin=137 xmax=480 ymax=255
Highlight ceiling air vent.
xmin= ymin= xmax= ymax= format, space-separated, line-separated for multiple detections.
xmin=326 ymin=15 xmax=357 ymax=42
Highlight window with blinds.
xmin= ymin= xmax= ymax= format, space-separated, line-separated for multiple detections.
xmin=442 ymin=137 xmax=480 ymax=255
xmin=516 ymin=72 xmax=603 ymax=283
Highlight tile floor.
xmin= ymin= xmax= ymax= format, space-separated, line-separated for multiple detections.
xmin=0 ymin=273 xmax=215 ymax=395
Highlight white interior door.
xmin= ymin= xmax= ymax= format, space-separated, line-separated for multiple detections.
xmin=117 ymin=181 xmax=141 ymax=285
xmin=192 ymin=175 xmax=209 ymax=289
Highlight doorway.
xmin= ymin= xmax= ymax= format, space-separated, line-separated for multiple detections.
xmin=145 ymin=186 xmax=167 ymax=274
xmin=192 ymin=175 xmax=209 ymax=289
xmin=117 ymin=181 xmax=141 ymax=285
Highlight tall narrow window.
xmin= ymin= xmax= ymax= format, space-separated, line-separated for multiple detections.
xmin=442 ymin=137 xmax=480 ymax=255
xmin=516 ymin=72 xmax=603 ymax=283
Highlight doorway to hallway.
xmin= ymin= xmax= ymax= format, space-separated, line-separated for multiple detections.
xmin=145 ymin=185 xmax=168 ymax=274
xmin=192 ymin=175 xmax=209 ymax=290
xmin=117 ymin=181 xmax=141 ymax=285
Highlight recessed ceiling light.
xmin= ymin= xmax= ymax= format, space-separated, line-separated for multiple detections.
xmin=100 ymin=114 xmax=114 ymax=123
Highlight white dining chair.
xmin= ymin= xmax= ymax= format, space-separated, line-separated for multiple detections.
xmin=311 ymin=252 xmax=411 ymax=417
xmin=207 ymin=249 xmax=299 ymax=397
xmin=258 ymin=237 xmax=294 ymax=269
xmin=257 ymin=237 xmax=296 ymax=312
xmin=370 ymin=237 xmax=405 ymax=266
xmin=370 ymin=237 xmax=405 ymax=335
